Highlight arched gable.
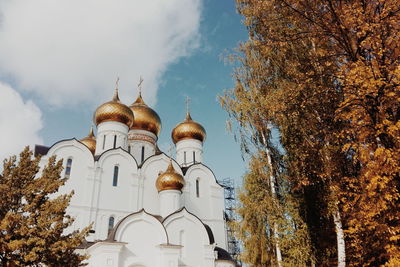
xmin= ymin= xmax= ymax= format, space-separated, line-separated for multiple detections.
xmin=46 ymin=138 xmax=95 ymax=165
xmin=97 ymin=147 xmax=138 ymax=172
xmin=110 ymin=209 xmax=168 ymax=244
xmin=162 ymin=207 xmax=214 ymax=245
xmin=44 ymin=139 xmax=95 ymax=207
xmin=140 ymin=152 xmax=183 ymax=176
xmin=106 ymin=209 xmax=168 ymax=266
xmin=95 ymin=148 xmax=139 ymax=214
xmin=185 ymin=163 xmax=222 ymax=188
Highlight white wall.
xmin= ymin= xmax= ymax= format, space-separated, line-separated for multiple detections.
xmin=96 ymin=121 xmax=129 ymax=155
xmin=114 ymin=211 xmax=168 ymax=267
xmin=184 ymin=164 xmax=227 ymax=249
xmin=45 ymin=139 xmax=95 ymax=234
xmin=94 ymin=148 xmax=139 ymax=240
xmin=163 ymin=209 xmax=214 ymax=267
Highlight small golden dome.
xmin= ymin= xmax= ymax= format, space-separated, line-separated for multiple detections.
xmin=93 ymin=89 xmax=134 ymax=127
xmin=80 ymin=126 xmax=96 ymax=154
xmin=129 ymin=94 xmax=161 ymax=136
xmin=171 ymin=112 xmax=206 ymax=144
xmin=156 ymin=161 xmax=185 ymax=192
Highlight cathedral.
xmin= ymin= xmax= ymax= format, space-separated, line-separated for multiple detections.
xmin=34 ymin=84 xmax=236 ymax=267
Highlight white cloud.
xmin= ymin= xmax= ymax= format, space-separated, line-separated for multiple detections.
xmin=0 ymin=0 xmax=202 ymax=106
xmin=0 ymin=82 xmax=43 ymax=161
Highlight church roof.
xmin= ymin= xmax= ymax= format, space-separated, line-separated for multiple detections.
xmin=76 ymin=240 xmax=96 ymax=249
xmin=34 ymin=144 xmax=50 ymax=157
xmin=203 ymin=224 xmax=215 ymax=244
xmin=214 ymin=246 xmax=235 ymax=263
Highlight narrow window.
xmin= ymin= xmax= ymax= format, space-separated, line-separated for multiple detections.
xmin=128 ymin=145 xmax=131 ymax=154
xmin=102 ymin=135 xmax=106 ymax=149
xmin=141 ymin=146 xmax=145 ymax=162
xmin=113 ymin=135 xmax=117 ymax=148
xmin=112 ymin=166 xmax=119 ymax=186
xmin=65 ymin=158 xmax=73 ymax=178
xmin=184 ymin=151 xmax=187 ymax=165
xmin=108 ymin=216 xmax=115 ymax=235
xmin=193 ymin=151 xmax=196 ymax=163
xmin=196 ymin=179 xmax=200 ymax=198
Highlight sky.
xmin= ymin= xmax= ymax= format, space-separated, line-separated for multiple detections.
xmin=0 ymin=0 xmax=248 ymax=185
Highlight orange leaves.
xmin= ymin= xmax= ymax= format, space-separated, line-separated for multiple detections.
xmin=0 ymin=147 xmax=89 ymax=266
xmin=229 ymin=0 xmax=400 ymax=265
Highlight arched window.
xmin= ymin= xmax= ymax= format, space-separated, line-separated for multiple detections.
xmin=196 ymin=178 xmax=200 ymax=198
xmin=141 ymin=146 xmax=145 ymax=163
xmin=108 ymin=216 xmax=115 ymax=235
xmin=102 ymin=135 xmax=106 ymax=149
xmin=193 ymin=151 xmax=196 ymax=163
xmin=113 ymin=135 xmax=117 ymax=148
xmin=65 ymin=158 xmax=73 ymax=178
xmin=112 ymin=166 xmax=119 ymax=186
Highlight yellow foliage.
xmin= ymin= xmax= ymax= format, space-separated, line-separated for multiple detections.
xmin=0 ymin=147 xmax=90 ymax=266
xmin=228 ymin=0 xmax=400 ymax=265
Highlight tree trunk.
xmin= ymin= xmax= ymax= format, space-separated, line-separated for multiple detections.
xmin=333 ymin=207 xmax=346 ymax=267
xmin=262 ymin=132 xmax=283 ymax=267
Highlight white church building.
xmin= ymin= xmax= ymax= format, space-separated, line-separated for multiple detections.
xmin=35 ymin=86 xmax=236 ymax=267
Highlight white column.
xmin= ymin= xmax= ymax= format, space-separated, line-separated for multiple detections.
xmin=175 ymin=139 xmax=203 ymax=167
xmin=159 ymin=190 xmax=182 ymax=218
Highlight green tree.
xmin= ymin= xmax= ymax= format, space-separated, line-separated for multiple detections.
xmin=0 ymin=147 xmax=90 ymax=266
xmin=233 ymin=154 xmax=313 ymax=266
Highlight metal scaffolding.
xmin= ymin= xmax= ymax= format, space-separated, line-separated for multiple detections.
xmin=220 ymin=177 xmax=241 ymax=265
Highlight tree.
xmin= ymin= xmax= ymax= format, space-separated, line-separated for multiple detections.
xmin=221 ymin=1 xmax=346 ymax=264
xmin=223 ymin=0 xmax=400 ymax=265
xmin=0 ymin=147 xmax=90 ymax=266
xmin=234 ymin=153 xmax=314 ymax=267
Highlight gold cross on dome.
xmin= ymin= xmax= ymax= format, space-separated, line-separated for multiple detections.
xmin=115 ymin=76 xmax=120 ymax=90
xmin=185 ymin=96 xmax=191 ymax=114
xmin=167 ymin=144 xmax=174 ymax=160
xmin=137 ymin=76 xmax=144 ymax=95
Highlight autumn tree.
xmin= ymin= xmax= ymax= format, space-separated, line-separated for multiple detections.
xmin=223 ymin=0 xmax=400 ymax=265
xmin=233 ymin=153 xmax=313 ymax=266
xmin=221 ymin=2 xmax=346 ymax=266
xmin=0 ymin=147 xmax=90 ymax=266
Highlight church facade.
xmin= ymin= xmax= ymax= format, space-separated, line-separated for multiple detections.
xmin=35 ymin=87 xmax=235 ymax=267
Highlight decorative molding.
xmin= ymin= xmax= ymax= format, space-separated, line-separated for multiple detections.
xmin=128 ymin=132 xmax=156 ymax=144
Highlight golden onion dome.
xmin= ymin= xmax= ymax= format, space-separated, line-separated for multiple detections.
xmin=129 ymin=94 xmax=161 ymax=136
xmin=93 ymin=89 xmax=134 ymax=127
xmin=80 ymin=126 xmax=96 ymax=154
xmin=156 ymin=161 xmax=185 ymax=192
xmin=171 ymin=112 xmax=206 ymax=144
